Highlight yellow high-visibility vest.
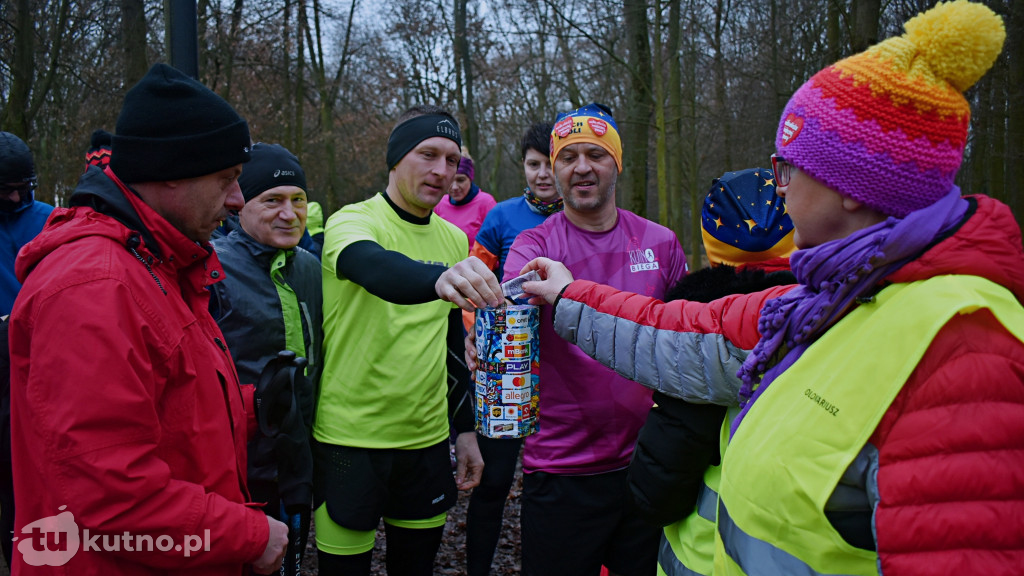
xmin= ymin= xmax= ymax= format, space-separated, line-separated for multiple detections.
xmin=714 ymin=275 xmax=1024 ymax=575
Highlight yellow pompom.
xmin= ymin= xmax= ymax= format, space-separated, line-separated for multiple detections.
xmin=903 ymin=0 xmax=1005 ymax=92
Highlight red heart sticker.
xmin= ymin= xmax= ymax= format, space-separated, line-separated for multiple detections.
xmin=554 ymin=117 xmax=575 ymax=138
xmin=781 ymin=113 xmax=803 ymax=145
xmin=588 ymin=118 xmax=608 ymax=136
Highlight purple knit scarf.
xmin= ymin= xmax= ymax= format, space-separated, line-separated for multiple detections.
xmin=731 ymin=188 xmax=969 ymax=436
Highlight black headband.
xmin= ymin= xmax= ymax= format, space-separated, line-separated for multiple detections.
xmin=386 ymin=114 xmax=462 ymax=170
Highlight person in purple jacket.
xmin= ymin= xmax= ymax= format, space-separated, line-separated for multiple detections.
xmin=502 ymin=103 xmax=688 ymax=576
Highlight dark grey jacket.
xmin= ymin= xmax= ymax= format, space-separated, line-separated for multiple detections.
xmin=210 ymin=229 xmax=323 ymax=485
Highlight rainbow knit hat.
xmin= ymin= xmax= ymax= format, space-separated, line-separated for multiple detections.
xmin=776 ymin=0 xmax=1005 ymax=217
xmin=702 ymin=168 xmax=795 ymax=267
xmin=550 ymin=103 xmax=623 ymax=172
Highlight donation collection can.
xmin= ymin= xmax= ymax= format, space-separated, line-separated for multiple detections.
xmin=474 ymin=305 xmax=540 ymax=438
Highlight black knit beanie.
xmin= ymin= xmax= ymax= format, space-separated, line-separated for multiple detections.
xmin=110 ymin=63 xmax=251 ymax=183
xmin=0 ymin=131 xmax=36 ymax=184
xmin=238 ymin=143 xmax=307 ymax=203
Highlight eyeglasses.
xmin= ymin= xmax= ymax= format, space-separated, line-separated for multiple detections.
xmin=771 ymin=154 xmax=792 ymax=188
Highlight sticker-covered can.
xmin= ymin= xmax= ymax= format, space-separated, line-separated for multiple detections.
xmin=474 ymin=305 xmax=540 ymax=438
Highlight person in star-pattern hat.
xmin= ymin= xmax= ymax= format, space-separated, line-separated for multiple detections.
xmin=700 ymin=167 xmax=794 ymax=267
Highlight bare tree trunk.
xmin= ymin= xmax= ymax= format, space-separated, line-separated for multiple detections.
xmin=309 ymin=0 xmax=337 ymax=212
xmin=198 ymin=0 xmax=210 ymax=74
xmin=652 ymin=1 xmax=668 ymax=226
xmin=711 ymin=0 xmax=730 ymax=169
xmin=3 ymin=0 xmax=72 ymax=138
xmin=489 ymin=106 xmax=501 ymax=194
xmin=292 ymin=0 xmax=305 ymax=157
xmin=769 ymin=0 xmax=787 ymax=115
xmin=553 ymin=11 xmax=582 ymax=108
xmin=988 ymin=48 xmax=1006 ymax=205
xmin=1 ymin=0 xmax=35 ymax=137
xmin=1006 ymin=0 xmax=1024 ymax=218
xmin=453 ymin=0 xmax=466 ymax=141
xmin=850 ymin=0 xmax=880 ymax=54
xmin=29 ymin=0 xmax=71 ymax=125
xmin=969 ymin=71 xmax=992 ymax=196
xmin=306 ymin=0 xmax=359 ymax=212
xmin=623 ymin=0 xmax=653 ymax=217
xmin=454 ymin=0 xmax=477 ymax=152
xmin=684 ymin=8 xmax=702 ymax=262
xmin=532 ymin=2 xmax=550 ymax=116
xmin=826 ymin=0 xmax=841 ymax=65
xmin=666 ymin=0 xmax=683 ymax=238
xmin=122 ymin=0 xmax=148 ymax=87
xmin=221 ymin=0 xmax=244 ymax=101
xmin=281 ymin=0 xmax=295 ymax=147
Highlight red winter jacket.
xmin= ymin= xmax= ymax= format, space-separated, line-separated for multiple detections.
xmin=9 ymin=167 xmax=268 ymax=575
xmin=555 ymin=195 xmax=1024 ymax=574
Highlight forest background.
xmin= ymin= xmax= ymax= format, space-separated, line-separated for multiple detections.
xmin=2 ymin=0 xmax=1022 ymax=262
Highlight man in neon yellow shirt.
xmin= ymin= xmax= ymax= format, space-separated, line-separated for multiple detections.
xmin=314 ymin=105 xmax=502 ymax=575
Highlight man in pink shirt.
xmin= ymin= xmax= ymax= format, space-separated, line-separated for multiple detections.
xmin=503 ymin=103 xmax=688 ymax=576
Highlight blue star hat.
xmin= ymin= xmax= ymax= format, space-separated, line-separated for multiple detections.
xmin=701 ymin=167 xmax=795 ymax=266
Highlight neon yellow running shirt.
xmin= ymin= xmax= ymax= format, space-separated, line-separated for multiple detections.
xmin=316 ymin=193 xmax=467 ymax=449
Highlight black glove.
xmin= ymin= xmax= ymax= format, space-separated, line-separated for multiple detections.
xmin=255 ymin=351 xmax=308 ymax=438
xmin=255 ymin=351 xmax=313 ymax=514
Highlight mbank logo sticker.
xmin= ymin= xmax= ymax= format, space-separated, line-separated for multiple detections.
xmin=16 ymin=505 xmax=80 ymax=566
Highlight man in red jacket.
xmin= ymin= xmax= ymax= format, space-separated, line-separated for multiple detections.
xmin=8 ymin=63 xmax=288 ymax=575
